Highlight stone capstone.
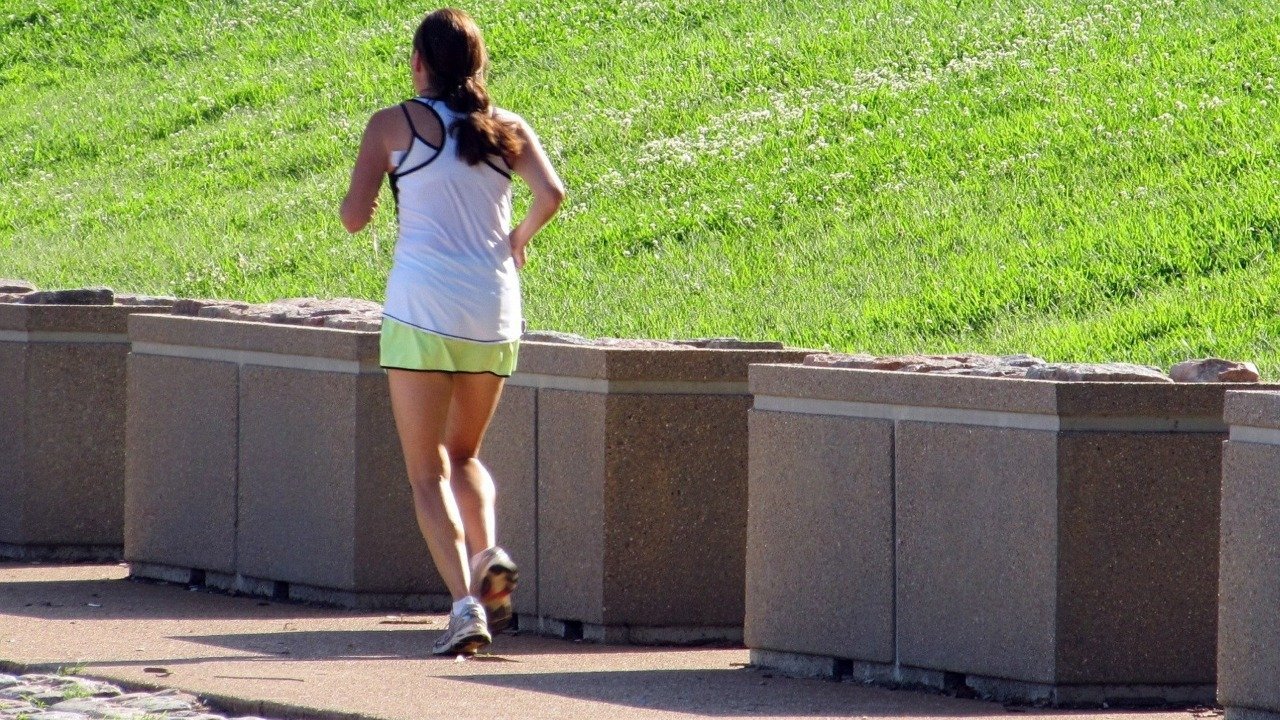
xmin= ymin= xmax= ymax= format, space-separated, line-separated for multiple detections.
xmin=274 ymin=297 xmax=382 ymax=315
xmin=526 ymin=331 xmax=776 ymax=349
xmin=672 ymin=338 xmax=786 ymax=350
xmin=114 ymin=294 xmax=177 ymax=308
xmin=803 ymin=353 xmax=1048 ymax=377
xmin=521 ymin=330 xmax=678 ymax=347
xmin=521 ymin=330 xmax=595 ymax=345
xmin=1170 ymin=358 xmax=1261 ymax=383
xmin=522 ymin=331 xmax=784 ymax=350
xmin=320 ymin=315 xmax=382 ymax=331
xmin=191 ymin=298 xmax=384 ymax=329
xmin=197 ymin=303 xmax=317 ymax=325
xmin=0 ymin=279 xmax=36 ymax=293
xmin=19 ymin=287 xmax=115 ymax=305
xmin=1024 ymin=362 xmax=1174 ymax=383
xmin=172 ymin=299 xmax=251 ymax=316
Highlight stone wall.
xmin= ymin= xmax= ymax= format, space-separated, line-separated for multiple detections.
xmin=746 ymin=354 xmax=1270 ymax=706
xmin=0 ymin=284 xmax=172 ymax=560
xmin=1218 ymin=390 xmax=1280 ymax=720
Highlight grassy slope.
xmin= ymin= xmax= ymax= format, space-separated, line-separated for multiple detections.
xmin=1 ymin=0 xmax=1278 ymax=373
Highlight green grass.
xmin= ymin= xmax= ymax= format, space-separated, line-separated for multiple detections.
xmin=2 ymin=0 xmax=1278 ymax=374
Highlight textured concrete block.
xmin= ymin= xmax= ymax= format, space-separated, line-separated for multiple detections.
xmin=237 ymin=365 xmax=437 ymax=594
xmin=536 ymin=388 xmax=607 ymax=625
xmin=1219 ymin=390 xmax=1280 ymax=716
xmin=125 ymin=315 xmax=443 ymax=605
xmin=1055 ymin=431 xmax=1220 ymax=685
xmin=483 ymin=384 xmax=538 ymax=615
xmin=602 ymin=393 xmax=752 ymax=628
xmin=527 ymin=342 xmax=808 ymax=638
xmin=0 ymin=303 xmax=168 ymax=557
xmin=0 ymin=343 xmax=29 ymax=545
xmin=747 ymin=363 xmax=1247 ymax=704
xmin=237 ymin=364 xmax=361 ymax=589
xmin=744 ymin=411 xmax=894 ymax=663
xmin=124 ymin=353 xmax=238 ymax=573
xmin=895 ymin=422 xmax=1060 ymax=683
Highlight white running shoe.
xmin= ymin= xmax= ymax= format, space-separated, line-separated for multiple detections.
xmin=470 ymin=546 xmax=519 ymax=635
xmin=432 ymin=601 xmax=491 ymax=656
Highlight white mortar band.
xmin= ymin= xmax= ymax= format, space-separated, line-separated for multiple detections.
xmin=0 ymin=330 xmax=129 ymax=345
xmin=506 ymin=372 xmax=748 ymax=396
xmin=753 ymin=395 xmax=1226 ymax=433
xmin=131 ymin=341 xmax=383 ymax=375
xmin=1229 ymin=425 xmax=1280 ymax=447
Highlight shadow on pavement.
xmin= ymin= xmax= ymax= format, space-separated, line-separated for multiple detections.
xmin=450 ymin=669 xmax=1003 ymax=718
xmin=175 ymin=629 xmax=707 ymax=661
xmin=0 ymin=574 xmax=365 ymax=621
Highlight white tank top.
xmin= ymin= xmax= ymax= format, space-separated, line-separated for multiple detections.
xmin=382 ymin=97 xmax=520 ymax=343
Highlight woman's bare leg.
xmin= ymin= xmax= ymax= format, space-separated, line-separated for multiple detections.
xmin=444 ymin=373 xmax=506 ymax=559
xmin=387 ymin=369 xmax=470 ymax=601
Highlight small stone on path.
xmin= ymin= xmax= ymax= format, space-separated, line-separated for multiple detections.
xmin=0 ymin=673 xmax=287 ymax=720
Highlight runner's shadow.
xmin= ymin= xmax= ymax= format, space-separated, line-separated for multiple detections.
xmin=177 ymin=629 xmax=690 ymax=662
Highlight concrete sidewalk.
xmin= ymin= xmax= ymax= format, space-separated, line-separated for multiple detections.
xmin=0 ymin=562 xmax=1216 ymax=720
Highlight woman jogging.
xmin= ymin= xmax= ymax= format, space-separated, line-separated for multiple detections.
xmin=339 ymin=7 xmax=564 ymax=655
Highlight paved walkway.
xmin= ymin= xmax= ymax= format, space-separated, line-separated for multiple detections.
xmin=0 ymin=562 xmax=1217 ymax=720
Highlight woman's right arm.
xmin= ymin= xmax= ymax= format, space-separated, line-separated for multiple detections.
xmin=340 ymin=109 xmax=394 ymax=234
xmin=505 ymin=115 xmax=566 ymax=269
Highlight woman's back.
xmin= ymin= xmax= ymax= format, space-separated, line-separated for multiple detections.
xmin=383 ymin=97 xmax=521 ymax=344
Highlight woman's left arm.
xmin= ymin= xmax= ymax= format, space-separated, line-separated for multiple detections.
xmin=340 ymin=109 xmax=393 ymax=233
xmin=504 ymin=113 xmax=565 ymax=269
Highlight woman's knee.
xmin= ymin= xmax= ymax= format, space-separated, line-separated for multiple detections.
xmin=406 ymin=465 xmax=449 ymax=495
xmin=446 ymin=446 xmax=482 ymax=467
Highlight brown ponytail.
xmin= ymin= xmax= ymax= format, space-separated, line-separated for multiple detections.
xmin=413 ymin=8 xmax=523 ymax=166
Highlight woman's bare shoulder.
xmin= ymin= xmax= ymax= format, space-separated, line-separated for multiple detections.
xmin=492 ymin=106 xmax=528 ymax=127
xmin=367 ymin=104 xmax=405 ymax=129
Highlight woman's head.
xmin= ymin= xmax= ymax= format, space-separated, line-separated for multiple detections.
xmin=412 ymin=8 xmax=487 ymax=109
xmin=410 ymin=8 xmax=522 ymax=165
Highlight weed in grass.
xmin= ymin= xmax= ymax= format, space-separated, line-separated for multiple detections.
xmin=59 ymin=683 xmax=92 ymax=700
xmin=56 ymin=661 xmax=87 ymax=677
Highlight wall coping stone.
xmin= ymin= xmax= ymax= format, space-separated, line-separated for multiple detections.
xmin=0 ymin=304 xmax=170 ymax=338
xmin=1224 ymin=390 xmax=1280 ymax=433
xmin=751 ymin=363 xmax=1276 ymax=426
xmin=129 ymin=315 xmax=380 ymax=369
xmin=516 ymin=342 xmax=808 ymax=384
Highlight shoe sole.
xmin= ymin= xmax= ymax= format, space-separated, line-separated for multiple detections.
xmin=479 ymin=562 xmax=518 ymax=635
xmin=433 ymin=631 xmax=491 ymax=656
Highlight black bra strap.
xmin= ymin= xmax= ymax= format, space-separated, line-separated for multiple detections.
xmin=399 ymin=103 xmax=421 ymax=138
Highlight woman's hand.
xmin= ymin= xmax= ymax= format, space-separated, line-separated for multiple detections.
xmin=509 ymin=223 xmax=534 ymax=269
xmin=502 ymin=111 xmax=565 ymax=266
